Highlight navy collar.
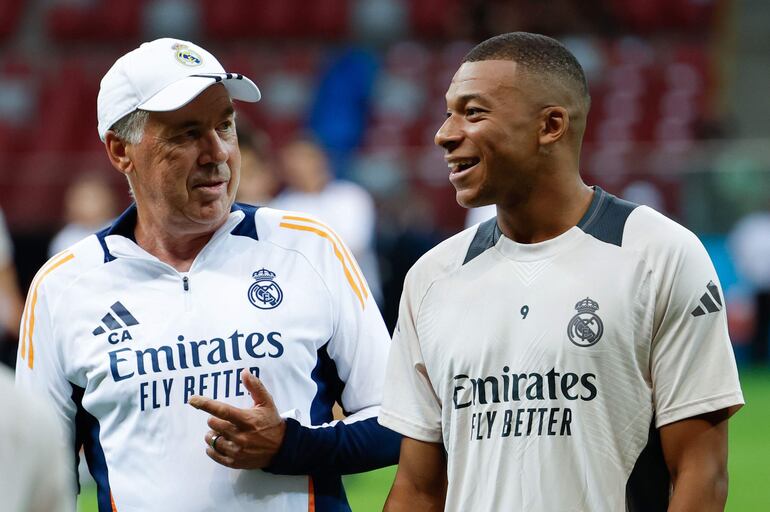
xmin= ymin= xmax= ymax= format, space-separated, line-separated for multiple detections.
xmin=577 ymin=186 xmax=607 ymax=232
xmin=95 ymin=202 xmax=260 ymax=263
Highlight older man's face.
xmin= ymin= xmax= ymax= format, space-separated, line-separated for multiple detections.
xmin=126 ymin=84 xmax=240 ymax=235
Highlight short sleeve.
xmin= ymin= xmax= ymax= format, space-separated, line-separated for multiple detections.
xmin=379 ymin=270 xmax=443 ymax=443
xmin=650 ymin=232 xmax=744 ymax=428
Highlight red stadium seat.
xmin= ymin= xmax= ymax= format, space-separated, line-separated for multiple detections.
xmin=608 ymin=0 xmax=715 ymax=32
xmin=4 ymin=158 xmax=68 ymax=229
xmin=247 ymin=0 xmax=301 ymax=39
xmin=409 ymin=0 xmax=461 ymax=39
xmin=672 ymin=0 xmax=717 ymax=30
xmin=47 ymin=0 xmax=143 ymax=41
xmin=201 ymin=0 xmax=246 ymax=38
xmin=0 ymin=124 xmax=14 ymax=154
xmin=0 ymin=0 xmax=25 ymax=42
xmin=305 ymin=0 xmax=349 ymax=39
xmin=33 ymin=59 xmax=89 ymax=152
xmin=609 ymin=0 xmax=668 ymax=32
xmin=203 ymin=0 xmax=342 ymax=40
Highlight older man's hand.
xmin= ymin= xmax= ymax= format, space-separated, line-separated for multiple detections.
xmin=188 ymin=369 xmax=287 ymax=469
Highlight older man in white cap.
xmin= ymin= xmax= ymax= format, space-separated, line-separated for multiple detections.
xmin=16 ymin=38 xmax=399 ymax=511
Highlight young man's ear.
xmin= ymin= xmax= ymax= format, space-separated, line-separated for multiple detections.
xmin=104 ymin=132 xmax=133 ymax=176
xmin=538 ymin=106 xmax=569 ymax=146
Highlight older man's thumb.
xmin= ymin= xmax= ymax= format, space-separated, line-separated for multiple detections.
xmin=241 ymin=369 xmax=274 ymax=407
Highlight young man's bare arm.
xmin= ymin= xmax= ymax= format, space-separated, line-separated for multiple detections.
xmin=661 ymin=408 xmax=736 ymax=512
xmin=384 ymin=437 xmax=447 ymax=512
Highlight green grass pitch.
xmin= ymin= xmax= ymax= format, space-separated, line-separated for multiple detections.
xmin=77 ymin=369 xmax=770 ymax=511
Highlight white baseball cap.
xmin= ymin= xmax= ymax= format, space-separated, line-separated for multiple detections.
xmin=97 ymin=38 xmax=261 ymax=141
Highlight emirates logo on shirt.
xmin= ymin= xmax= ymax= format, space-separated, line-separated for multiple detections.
xmin=567 ymin=297 xmax=604 ymax=347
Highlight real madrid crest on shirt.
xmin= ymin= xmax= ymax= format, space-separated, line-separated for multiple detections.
xmin=567 ymin=297 xmax=603 ymax=347
xmin=248 ymin=268 xmax=283 ymax=309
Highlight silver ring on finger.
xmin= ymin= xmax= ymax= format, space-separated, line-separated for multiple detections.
xmin=210 ymin=433 xmax=222 ymax=452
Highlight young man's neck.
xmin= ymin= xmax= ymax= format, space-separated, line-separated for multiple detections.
xmin=495 ymin=175 xmax=594 ymax=244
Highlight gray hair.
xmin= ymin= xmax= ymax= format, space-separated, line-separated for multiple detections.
xmin=110 ymin=109 xmax=149 ymax=144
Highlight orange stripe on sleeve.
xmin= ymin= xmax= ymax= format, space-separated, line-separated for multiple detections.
xmin=282 ymin=215 xmax=368 ymax=300
xmin=111 ymin=492 xmax=118 ymax=511
xmin=20 ymin=252 xmax=71 ymax=362
xmin=308 ymin=476 xmax=315 ymax=512
xmin=23 ymin=252 xmax=74 ymax=369
xmin=279 ymin=222 xmax=365 ymax=309
xmin=19 ymin=284 xmax=35 ymax=361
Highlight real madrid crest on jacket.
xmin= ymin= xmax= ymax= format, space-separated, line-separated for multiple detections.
xmin=380 ymin=187 xmax=744 ymax=512
xmin=15 ymin=203 xmax=394 ymax=512
xmin=249 ymin=268 xmax=283 ymax=309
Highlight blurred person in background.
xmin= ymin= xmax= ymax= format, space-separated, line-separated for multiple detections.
xmin=235 ymin=120 xmax=280 ymax=206
xmin=272 ymin=137 xmax=383 ymax=304
xmin=1 ymin=364 xmax=73 ymax=512
xmin=729 ymin=208 xmax=770 ymax=366
xmin=48 ymin=173 xmax=119 ymax=257
xmin=15 ymin=38 xmax=399 ymax=511
xmin=380 ymin=32 xmax=743 ymax=512
xmin=0 ymin=207 xmax=23 ymax=367
xmin=621 ymin=180 xmax=667 ymax=215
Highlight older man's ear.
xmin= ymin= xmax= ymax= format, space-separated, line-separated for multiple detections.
xmin=104 ymin=131 xmax=134 ymax=176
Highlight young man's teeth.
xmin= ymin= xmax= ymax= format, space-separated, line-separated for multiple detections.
xmin=449 ymin=160 xmax=477 ymax=171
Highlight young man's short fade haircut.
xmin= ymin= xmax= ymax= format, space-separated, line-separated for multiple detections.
xmin=463 ymin=32 xmax=590 ymax=103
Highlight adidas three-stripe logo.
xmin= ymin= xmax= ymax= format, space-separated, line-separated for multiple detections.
xmin=691 ymin=281 xmax=723 ymax=317
xmin=92 ymin=301 xmax=139 ymax=335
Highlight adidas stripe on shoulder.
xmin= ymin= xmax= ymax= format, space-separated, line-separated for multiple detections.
xmin=691 ymin=281 xmax=723 ymax=317
xmin=259 ymin=208 xmax=370 ymax=310
xmin=18 ymin=251 xmax=76 ymax=369
xmin=18 ymin=236 xmax=112 ymax=370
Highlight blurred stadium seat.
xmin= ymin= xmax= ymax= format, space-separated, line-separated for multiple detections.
xmin=0 ymin=0 xmax=25 ymax=42
xmin=47 ymin=1 xmax=144 ymax=42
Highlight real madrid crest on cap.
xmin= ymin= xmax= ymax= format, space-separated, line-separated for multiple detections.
xmin=567 ymin=297 xmax=603 ymax=347
xmin=248 ymin=269 xmax=283 ymax=309
xmin=172 ymin=42 xmax=202 ymax=67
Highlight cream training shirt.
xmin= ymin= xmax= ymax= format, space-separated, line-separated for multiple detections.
xmin=380 ymin=187 xmax=744 ymax=512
